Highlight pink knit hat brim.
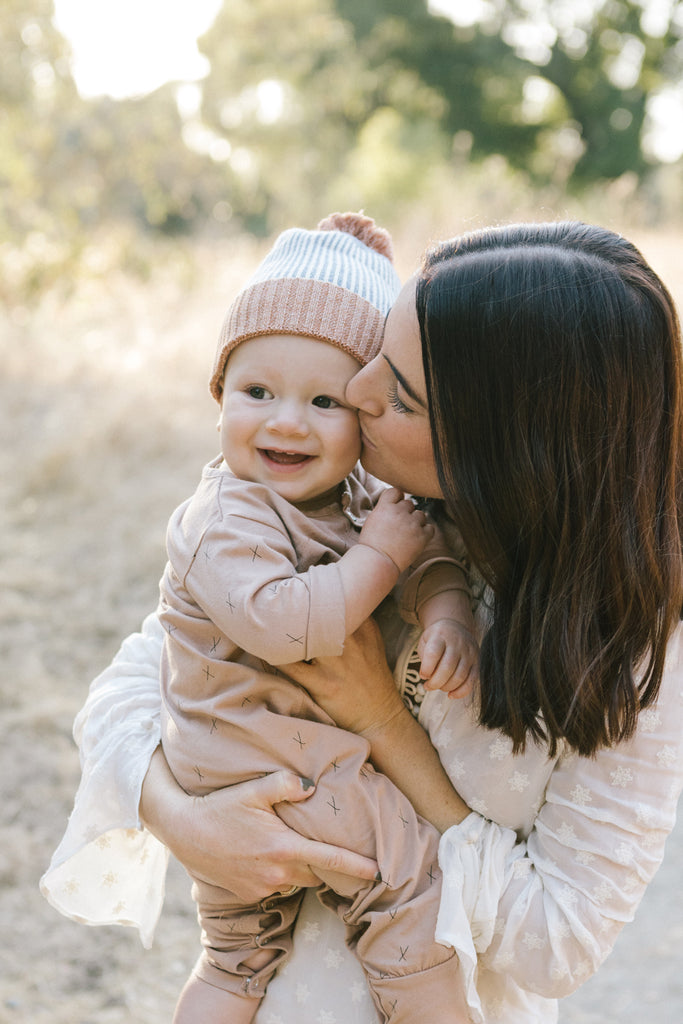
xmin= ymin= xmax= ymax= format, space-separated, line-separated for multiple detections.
xmin=209 ymin=278 xmax=385 ymax=401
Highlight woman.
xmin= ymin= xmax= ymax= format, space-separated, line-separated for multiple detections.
xmin=42 ymin=221 xmax=683 ymax=1023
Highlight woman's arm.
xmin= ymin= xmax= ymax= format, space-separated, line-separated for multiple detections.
xmin=41 ymin=610 xmax=379 ymax=945
xmin=284 ymin=618 xmax=471 ymax=834
xmin=286 ymin=619 xmax=683 ymax=1018
xmin=428 ymin=621 xmax=683 ymax=1016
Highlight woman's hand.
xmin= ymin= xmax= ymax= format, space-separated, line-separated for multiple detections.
xmin=286 ymin=618 xmax=406 ymax=738
xmin=286 ymin=618 xmax=470 ymax=834
xmin=139 ymin=748 xmax=379 ymax=901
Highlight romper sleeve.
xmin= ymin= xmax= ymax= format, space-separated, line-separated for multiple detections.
xmin=429 ymin=622 xmax=683 ymax=1022
xmin=397 ymin=520 xmax=471 ymax=626
xmin=166 ymin=481 xmax=348 ymax=664
xmin=40 ymin=611 xmax=168 ymax=949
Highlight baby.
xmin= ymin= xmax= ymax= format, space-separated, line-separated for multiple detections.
xmin=159 ymin=213 xmax=478 ymax=1023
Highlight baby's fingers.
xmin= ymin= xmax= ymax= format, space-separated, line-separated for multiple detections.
xmin=416 ymin=633 xmax=447 ymax=680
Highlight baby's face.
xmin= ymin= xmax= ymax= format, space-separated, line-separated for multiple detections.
xmin=219 ymin=333 xmax=362 ymax=505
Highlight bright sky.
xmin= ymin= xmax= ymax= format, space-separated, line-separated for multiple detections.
xmin=52 ymin=0 xmax=222 ymax=99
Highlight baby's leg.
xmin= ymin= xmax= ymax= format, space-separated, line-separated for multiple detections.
xmin=173 ymin=969 xmax=262 ymax=1024
xmin=186 ymin=882 xmax=304 ymax=1015
xmin=276 ymin=728 xmax=470 ymax=1023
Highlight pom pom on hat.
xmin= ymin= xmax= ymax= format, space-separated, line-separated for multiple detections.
xmin=316 ymin=211 xmax=394 ymax=262
xmin=209 ymin=212 xmax=401 ymax=402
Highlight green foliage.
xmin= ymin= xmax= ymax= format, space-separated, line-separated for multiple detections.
xmin=2 ymin=0 xmax=683 ymax=303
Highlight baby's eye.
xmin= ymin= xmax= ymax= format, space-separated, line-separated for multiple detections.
xmin=246 ymin=385 xmax=271 ymax=400
xmin=312 ymin=395 xmax=339 ymax=409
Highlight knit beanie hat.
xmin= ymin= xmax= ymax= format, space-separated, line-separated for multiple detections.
xmin=209 ymin=212 xmax=401 ymax=401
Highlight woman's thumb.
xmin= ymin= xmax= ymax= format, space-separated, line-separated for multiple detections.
xmin=256 ymin=769 xmax=316 ymax=809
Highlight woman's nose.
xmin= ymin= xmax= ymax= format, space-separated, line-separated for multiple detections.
xmin=346 ymin=357 xmax=382 ymax=415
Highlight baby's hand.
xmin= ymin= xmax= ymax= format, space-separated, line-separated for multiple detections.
xmin=417 ymin=618 xmax=479 ymax=699
xmin=359 ymin=488 xmax=434 ymax=574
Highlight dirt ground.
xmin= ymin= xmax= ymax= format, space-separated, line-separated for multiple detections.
xmin=2 ymin=227 xmax=682 ymax=1023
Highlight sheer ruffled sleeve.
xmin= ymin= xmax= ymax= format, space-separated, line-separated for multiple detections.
xmin=430 ymin=622 xmax=683 ymax=1022
xmin=40 ymin=611 xmax=169 ymax=949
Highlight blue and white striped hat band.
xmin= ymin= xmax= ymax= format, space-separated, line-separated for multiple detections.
xmin=209 ymin=212 xmax=401 ymax=401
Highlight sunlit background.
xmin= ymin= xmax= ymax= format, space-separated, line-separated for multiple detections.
xmin=3 ymin=3 xmax=683 ymax=1022
xmin=5 ymin=0 xmax=683 ymax=310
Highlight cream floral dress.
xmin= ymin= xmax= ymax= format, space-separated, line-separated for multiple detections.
xmin=41 ymin=612 xmax=683 ymax=1023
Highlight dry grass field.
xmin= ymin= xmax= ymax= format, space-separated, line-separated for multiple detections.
xmin=2 ymin=220 xmax=682 ymax=1022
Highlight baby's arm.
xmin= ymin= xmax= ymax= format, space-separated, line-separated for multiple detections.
xmin=417 ymin=582 xmax=479 ymax=699
xmin=336 ymin=487 xmax=434 ymax=636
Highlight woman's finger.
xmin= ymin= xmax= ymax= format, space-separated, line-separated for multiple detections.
xmin=298 ymin=838 xmax=379 ymax=885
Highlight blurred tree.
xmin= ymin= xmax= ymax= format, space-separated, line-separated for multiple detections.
xmin=3 ymin=0 xmax=682 ymax=299
xmin=0 ymin=0 xmax=78 ymax=244
xmin=197 ymin=0 xmax=683 ymax=231
xmin=0 ymin=0 xmax=235 ymax=299
xmin=337 ymin=0 xmax=683 ymax=185
xmin=495 ymin=0 xmax=683 ymax=183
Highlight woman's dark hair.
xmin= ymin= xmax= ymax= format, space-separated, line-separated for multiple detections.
xmin=417 ymin=221 xmax=683 ymax=757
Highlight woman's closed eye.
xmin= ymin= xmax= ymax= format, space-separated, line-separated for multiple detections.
xmin=386 ymin=382 xmax=410 ymax=414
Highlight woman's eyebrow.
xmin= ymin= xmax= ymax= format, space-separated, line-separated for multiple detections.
xmin=382 ymin=354 xmax=427 ymax=409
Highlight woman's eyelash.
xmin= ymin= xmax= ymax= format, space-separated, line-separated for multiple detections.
xmin=387 ymin=382 xmax=409 ymax=413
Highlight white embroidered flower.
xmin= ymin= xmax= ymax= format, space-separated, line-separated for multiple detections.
xmin=551 ymin=918 xmax=571 ymax=940
xmin=574 ymin=959 xmax=592 ymax=979
xmin=296 ymin=983 xmax=311 ymax=1004
xmin=488 ymin=997 xmax=506 ymax=1019
xmin=489 ymin=736 xmax=512 ymax=760
xmin=624 ymin=872 xmax=641 ymax=893
xmin=350 ymin=981 xmax=368 ymax=1003
xmin=512 ymin=858 xmax=532 ymax=878
xmin=302 ymin=921 xmax=321 ymax=943
xmin=591 ymin=881 xmax=613 ymax=905
xmin=657 ymin=745 xmax=676 ymax=768
xmin=557 ymin=884 xmax=578 ymax=909
xmin=575 ymin=850 xmax=596 ymax=866
xmin=264 ymin=1014 xmax=284 ymax=1024
xmin=492 ymin=951 xmax=516 ymax=970
xmin=522 ymin=931 xmax=546 ymax=950
xmin=550 ymin=963 xmax=570 ymax=981
xmin=609 ymin=765 xmax=633 ymax=788
xmin=101 ymin=871 xmax=118 ymax=888
xmin=316 ymin=1011 xmax=338 ymax=1024
xmin=447 ymin=756 xmax=466 ymax=780
xmin=63 ymin=878 xmax=79 ymax=895
xmin=614 ymin=842 xmax=632 ymax=865
xmin=639 ymin=708 xmax=661 ymax=732
xmin=635 ymin=803 xmax=655 ymax=826
xmin=470 ymin=798 xmax=489 ymax=816
xmin=508 ymin=771 xmax=530 ymax=792
xmin=556 ymin=822 xmax=576 ymax=843
xmin=323 ymin=948 xmax=345 ymax=970
xmin=437 ymin=726 xmax=454 ymax=747
xmin=570 ymin=784 xmax=592 ymax=806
